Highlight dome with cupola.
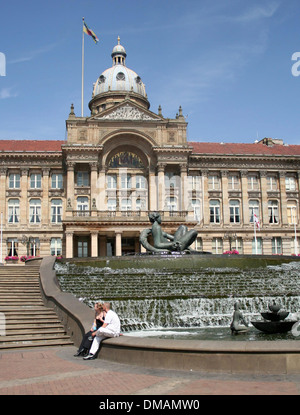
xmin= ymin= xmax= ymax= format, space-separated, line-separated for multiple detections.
xmin=89 ymin=37 xmax=149 ymax=113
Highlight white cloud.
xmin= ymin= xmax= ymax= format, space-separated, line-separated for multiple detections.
xmin=228 ymin=1 xmax=281 ymax=23
xmin=8 ymin=42 xmax=58 ymax=65
xmin=0 ymin=87 xmax=18 ymax=99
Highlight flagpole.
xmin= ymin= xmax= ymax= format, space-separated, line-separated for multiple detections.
xmin=81 ymin=17 xmax=85 ymax=117
xmin=254 ymin=215 xmax=258 ymax=255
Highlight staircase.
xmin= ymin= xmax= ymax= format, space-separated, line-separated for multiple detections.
xmin=0 ymin=264 xmax=73 ymax=350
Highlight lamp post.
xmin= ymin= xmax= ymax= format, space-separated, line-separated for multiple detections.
xmin=224 ymin=231 xmax=237 ymax=251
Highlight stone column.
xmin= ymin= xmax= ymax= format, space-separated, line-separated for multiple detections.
xmin=148 ymin=165 xmax=157 ymax=211
xmin=90 ymin=162 xmax=98 ymax=212
xmin=66 ymin=231 xmax=74 ymax=259
xmin=157 ymin=163 xmax=166 ymax=211
xmin=201 ymin=170 xmax=209 ymax=225
xmin=20 ymin=168 xmax=29 ymax=225
xmin=66 ymin=161 xmax=75 ymax=214
xmin=98 ymin=166 xmax=106 ymax=211
xmin=279 ymin=171 xmax=288 ymax=225
xmin=91 ymin=231 xmax=98 ymax=257
xmin=180 ymin=164 xmax=188 ymax=212
xmin=42 ymin=168 xmax=50 ymax=225
xmin=260 ymin=171 xmax=268 ymax=226
xmin=241 ymin=170 xmax=249 ymax=225
xmin=221 ymin=170 xmax=229 ymax=225
xmin=115 ymin=231 xmax=122 ymax=257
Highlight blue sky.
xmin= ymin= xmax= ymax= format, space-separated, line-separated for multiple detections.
xmin=0 ymin=0 xmax=300 ymax=144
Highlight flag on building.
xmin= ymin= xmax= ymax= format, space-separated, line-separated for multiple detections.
xmin=83 ymin=22 xmax=99 ymax=43
xmin=254 ymin=213 xmax=260 ymax=230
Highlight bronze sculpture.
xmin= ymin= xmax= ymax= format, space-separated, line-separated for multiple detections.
xmin=139 ymin=212 xmax=198 ymax=253
xmin=230 ymin=302 xmax=249 ymax=334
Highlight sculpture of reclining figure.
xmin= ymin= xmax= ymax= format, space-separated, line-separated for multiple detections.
xmin=140 ymin=212 xmax=198 ymax=253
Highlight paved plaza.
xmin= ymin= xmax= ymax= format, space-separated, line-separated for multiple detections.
xmin=0 ymin=346 xmax=300 ymax=396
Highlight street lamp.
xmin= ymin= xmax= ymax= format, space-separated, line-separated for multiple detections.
xmin=224 ymin=231 xmax=237 ymax=251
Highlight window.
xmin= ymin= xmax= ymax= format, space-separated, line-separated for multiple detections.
xmin=7 ymin=238 xmax=18 ymax=257
xmin=116 ymin=72 xmax=125 ymax=81
xmin=195 ymin=237 xmax=203 ymax=252
xmin=98 ymin=75 xmax=106 ymax=84
xmin=228 ymin=174 xmax=240 ymax=190
xmin=78 ymin=240 xmax=88 ymax=258
xmin=272 ymin=237 xmax=282 ymax=254
xmin=189 ymin=175 xmax=201 ymax=191
xmin=51 ymin=199 xmax=62 ymax=223
xmin=286 ymin=176 xmax=296 ymax=191
xmin=209 ymin=200 xmax=220 ymax=223
xmin=229 ymin=200 xmax=240 ymax=223
xmin=248 ymin=174 xmax=259 ymax=190
xmin=9 ymin=173 xmax=20 ymax=189
xmin=121 ymin=174 xmax=132 ymax=189
xmin=287 ymin=202 xmax=298 ymax=225
xmin=77 ymin=171 xmax=89 ymax=187
xmin=166 ymin=197 xmax=177 ymax=212
xmin=77 ymin=197 xmax=89 ymax=213
xmin=268 ymin=200 xmax=279 ymax=224
xmin=8 ymin=199 xmax=19 ymax=223
xmin=121 ymin=198 xmax=132 ymax=211
xmin=107 ymin=174 xmax=117 ymax=189
xmin=212 ymin=238 xmax=223 ymax=254
xmin=252 ymin=237 xmax=262 ymax=254
xmin=136 ymin=175 xmax=146 ymax=189
xmin=107 ymin=198 xmax=117 ymax=211
xmin=29 ymin=238 xmax=40 ymax=257
xmin=232 ymin=238 xmax=243 ymax=254
xmin=51 ymin=238 xmax=62 ymax=256
xmin=191 ymin=199 xmax=201 ymax=222
xmin=165 ymin=172 xmax=178 ymax=189
xmin=267 ymin=175 xmax=278 ymax=191
xmin=30 ymin=173 xmax=41 ymax=189
xmin=208 ymin=174 xmax=220 ymax=190
xmin=249 ymin=200 xmax=260 ymax=223
xmin=51 ymin=174 xmax=63 ymax=189
xmin=29 ymin=199 xmax=41 ymax=223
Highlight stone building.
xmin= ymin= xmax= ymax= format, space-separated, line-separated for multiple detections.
xmin=0 ymin=39 xmax=299 ymax=260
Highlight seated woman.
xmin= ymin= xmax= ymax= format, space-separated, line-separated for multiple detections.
xmin=74 ymin=302 xmax=106 ymax=356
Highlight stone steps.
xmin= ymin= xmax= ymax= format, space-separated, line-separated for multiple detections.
xmin=0 ymin=265 xmax=73 ymax=350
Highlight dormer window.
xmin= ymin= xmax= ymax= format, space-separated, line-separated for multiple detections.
xmin=135 ymin=76 xmax=142 ymax=85
xmin=98 ymin=75 xmax=106 ymax=84
xmin=116 ymin=72 xmax=125 ymax=81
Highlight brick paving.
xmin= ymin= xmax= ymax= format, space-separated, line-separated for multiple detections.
xmin=0 ymin=346 xmax=300 ymax=396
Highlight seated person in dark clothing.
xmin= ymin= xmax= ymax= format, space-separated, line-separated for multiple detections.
xmin=74 ymin=302 xmax=106 ymax=356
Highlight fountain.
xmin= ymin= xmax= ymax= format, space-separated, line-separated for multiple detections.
xmin=55 ymin=257 xmax=300 ymax=340
xmin=251 ymin=302 xmax=298 ymax=334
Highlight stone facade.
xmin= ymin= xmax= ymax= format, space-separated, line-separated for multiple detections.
xmin=0 ymin=40 xmax=299 ymax=260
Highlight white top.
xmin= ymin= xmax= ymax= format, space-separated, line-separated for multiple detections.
xmin=104 ymin=309 xmax=120 ymax=334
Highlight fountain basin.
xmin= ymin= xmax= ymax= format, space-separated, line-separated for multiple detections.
xmin=251 ymin=320 xmax=297 ymax=334
xmin=260 ymin=311 xmax=289 ymax=321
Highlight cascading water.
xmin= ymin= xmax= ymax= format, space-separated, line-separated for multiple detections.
xmin=55 ymin=260 xmax=300 ymax=339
